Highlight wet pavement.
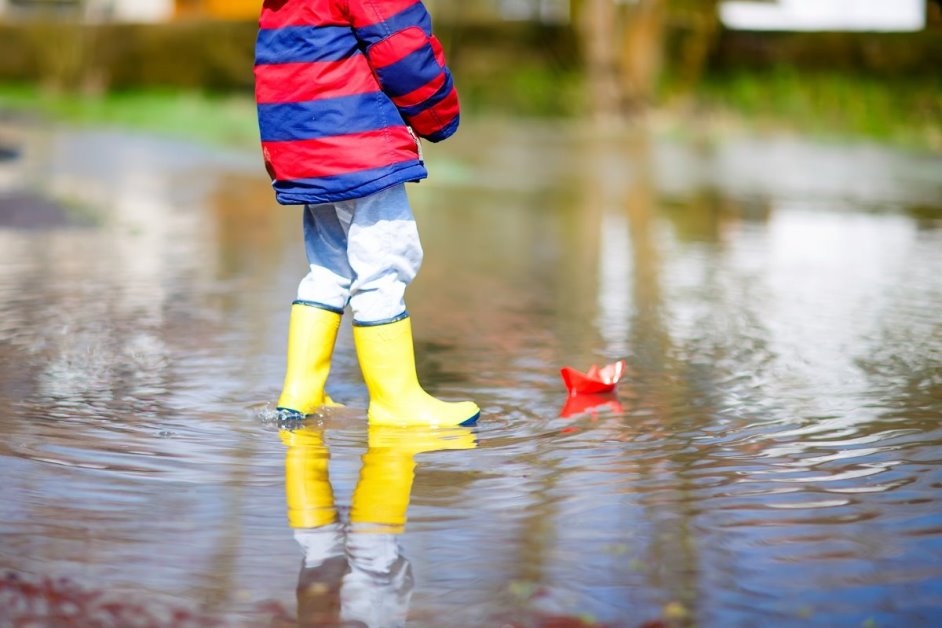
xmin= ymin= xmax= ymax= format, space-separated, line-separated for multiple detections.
xmin=1 ymin=117 xmax=941 ymax=626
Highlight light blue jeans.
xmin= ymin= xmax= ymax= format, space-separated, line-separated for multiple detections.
xmin=297 ymin=184 xmax=423 ymax=325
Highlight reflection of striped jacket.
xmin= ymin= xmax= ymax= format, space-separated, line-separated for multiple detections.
xmin=255 ymin=0 xmax=460 ymax=205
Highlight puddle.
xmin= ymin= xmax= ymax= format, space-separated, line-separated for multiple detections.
xmin=0 ymin=119 xmax=941 ymax=626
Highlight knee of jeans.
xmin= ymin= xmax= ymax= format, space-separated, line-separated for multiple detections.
xmin=354 ymin=227 xmax=423 ymax=283
xmin=298 ymin=270 xmax=352 ymax=310
xmin=349 ymin=287 xmax=407 ymax=324
xmin=399 ymin=239 xmax=423 ymax=278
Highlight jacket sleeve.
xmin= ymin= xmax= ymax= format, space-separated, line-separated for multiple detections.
xmin=346 ymin=0 xmax=460 ymax=142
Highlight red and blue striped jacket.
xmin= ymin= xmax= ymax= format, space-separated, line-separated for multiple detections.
xmin=255 ymin=0 xmax=460 ymax=205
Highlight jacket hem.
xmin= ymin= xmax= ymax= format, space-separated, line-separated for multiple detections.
xmin=273 ymin=163 xmax=428 ymax=206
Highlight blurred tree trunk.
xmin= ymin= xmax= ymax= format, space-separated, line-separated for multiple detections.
xmin=617 ymin=0 xmax=665 ymax=113
xmin=575 ymin=0 xmax=720 ymax=118
xmin=578 ymin=0 xmax=621 ymax=120
xmin=79 ymin=0 xmax=112 ymax=95
xmin=576 ymin=0 xmax=666 ymax=119
xmin=669 ymin=0 xmax=721 ymax=106
xmin=31 ymin=0 xmax=110 ymax=95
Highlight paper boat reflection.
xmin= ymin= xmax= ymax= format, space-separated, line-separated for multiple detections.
xmin=560 ymin=360 xmax=626 ymax=396
xmin=559 ymin=392 xmax=624 ymax=419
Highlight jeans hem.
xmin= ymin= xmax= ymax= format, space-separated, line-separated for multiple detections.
xmin=293 ymin=300 xmax=345 ymax=315
xmin=352 ymin=311 xmax=410 ymax=327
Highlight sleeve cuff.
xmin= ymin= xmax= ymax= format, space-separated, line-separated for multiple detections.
xmin=420 ymin=114 xmax=460 ymax=143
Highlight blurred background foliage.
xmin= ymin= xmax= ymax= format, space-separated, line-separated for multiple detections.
xmin=0 ymin=0 xmax=939 ymax=150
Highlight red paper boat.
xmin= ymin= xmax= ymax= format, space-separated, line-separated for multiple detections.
xmin=560 ymin=360 xmax=626 ymax=396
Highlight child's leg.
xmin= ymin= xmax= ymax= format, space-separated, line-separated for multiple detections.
xmin=345 ymin=184 xmax=421 ymax=324
xmin=276 ymin=203 xmax=354 ymax=417
xmin=298 ymin=202 xmax=355 ymax=311
xmin=345 ymin=185 xmax=479 ymax=427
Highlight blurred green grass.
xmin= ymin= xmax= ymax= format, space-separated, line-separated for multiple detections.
xmin=683 ymin=69 xmax=942 ymax=152
xmin=0 ymin=85 xmax=259 ymax=147
xmin=2 ymin=68 xmax=939 ymax=153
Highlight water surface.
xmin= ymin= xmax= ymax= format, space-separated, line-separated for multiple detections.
xmin=1 ymin=119 xmax=941 ymax=626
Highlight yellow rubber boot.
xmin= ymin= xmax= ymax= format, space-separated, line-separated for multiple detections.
xmin=351 ymin=425 xmax=477 ymax=533
xmin=277 ymin=303 xmax=343 ymax=418
xmin=352 ymin=316 xmax=480 ymax=427
xmin=281 ymin=427 xmax=337 ymax=528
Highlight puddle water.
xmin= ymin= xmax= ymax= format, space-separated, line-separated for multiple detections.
xmin=1 ymin=119 xmax=941 ymax=626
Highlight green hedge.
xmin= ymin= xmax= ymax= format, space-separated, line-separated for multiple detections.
xmin=0 ymin=21 xmax=259 ymax=91
xmin=0 ymin=19 xmax=938 ymax=114
xmin=711 ymin=30 xmax=942 ymax=76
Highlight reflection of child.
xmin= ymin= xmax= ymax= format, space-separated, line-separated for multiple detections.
xmin=283 ymin=425 xmax=476 ymax=627
xmin=284 ymin=427 xmax=412 ymax=627
xmin=255 ymin=0 xmax=478 ymax=426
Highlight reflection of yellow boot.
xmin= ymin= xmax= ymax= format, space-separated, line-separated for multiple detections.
xmin=277 ymin=303 xmax=343 ymax=418
xmin=350 ymin=425 xmax=477 ymax=533
xmin=353 ymin=316 xmax=479 ymax=427
xmin=281 ymin=427 xmax=337 ymax=528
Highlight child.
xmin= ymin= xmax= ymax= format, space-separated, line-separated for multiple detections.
xmin=255 ymin=0 xmax=479 ymax=426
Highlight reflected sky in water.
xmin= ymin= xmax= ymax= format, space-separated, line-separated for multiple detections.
xmin=0 ymin=118 xmax=941 ymax=626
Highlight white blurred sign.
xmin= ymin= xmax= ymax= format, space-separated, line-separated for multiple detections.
xmin=0 ymin=0 xmax=174 ymax=22
xmin=720 ymin=0 xmax=926 ymax=32
xmin=101 ymin=0 xmax=174 ymax=23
